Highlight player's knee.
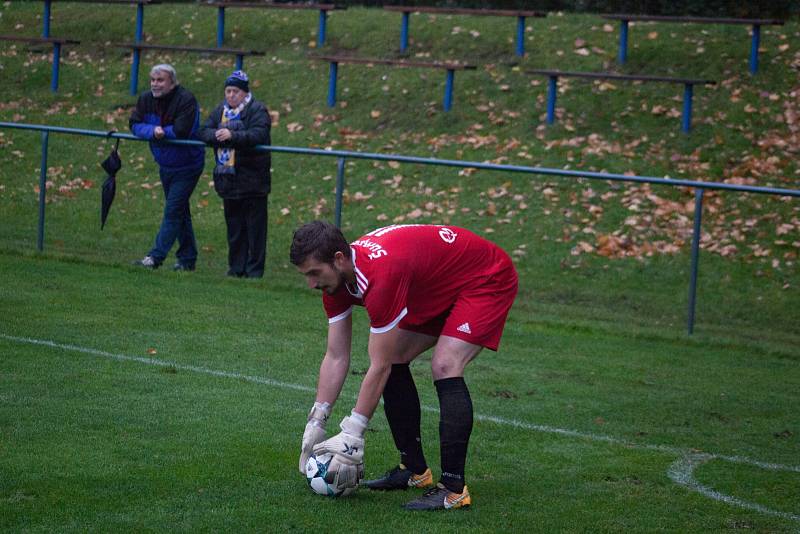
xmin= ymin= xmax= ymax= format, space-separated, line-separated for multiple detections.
xmin=431 ymin=358 xmax=462 ymax=380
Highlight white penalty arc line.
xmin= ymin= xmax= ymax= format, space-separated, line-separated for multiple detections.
xmin=3 ymin=333 xmax=799 ymax=522
xmin=668 ymin=454 xmax=800 ymax=523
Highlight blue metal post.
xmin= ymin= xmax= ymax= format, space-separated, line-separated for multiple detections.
xmin=129 ymin=47 xmax=140 ymax=96
xmin=682 ymin=83 xmax=694 ymax=133
xmin=43 ymin=0 xmax=52 ymax=38
xmin=318 ymin=10 xmax=327 ymax=47
xmin=618 ymin=20 xmax=629 ymax=64
xmin=546 ymin=75 xmax=557 ymax=124
xmin=135 ymin=3 xmax=144 ymax=43
xmin=50 ymin=43 xmax=61 ymax=92
xmin=235 ymin=54 xmax=243 ymax=71
xmin=749 ymin=24 xmax=761 ymax=74
xmin=217 ymin=7 xmax=225 ymax=47
xmin=516 ymin=16 xmax=525 ymax=57
xmin=38 ymin=131 xmax=49 ymax=252
xmin=687 ymin=188 xmax=705 ymax=335
xmin=443 ymin=69 xmax=455 ymax=112
xmin=327 ymin=61 xmax=338 ymax=107
xmin=334 ymin=157 xmax=345 ymax=228
xmin=400 ymin=12 xmax=409 ymax=53
xmin=50 ymin=43 xmax=61 ymax=93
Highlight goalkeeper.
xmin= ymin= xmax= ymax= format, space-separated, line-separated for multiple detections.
xmin=290 ymin=221 xmax=517 ymax=511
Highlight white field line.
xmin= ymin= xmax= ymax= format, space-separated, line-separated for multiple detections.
xmin=668 ymin=454 xmax=800 ymax=522
xmin=2 ymin=333 xmax=799 ymax=522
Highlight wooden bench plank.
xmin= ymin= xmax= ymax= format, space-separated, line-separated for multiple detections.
xmin=119 ymin=42 xmax=264 ymax=55
xmin=311 ymin=55 xmax=476 ymax=111
xmin=0 ymin=35 xmax=80 ymax=45
xmin=601 ymin=14 xmax=784 ymax=26
xmin=0 ymin=34 xmax=80 ymax=91
xmin=603 ymin=13 xmax=784 ymax=73
xmin=205 ymin=2 xmax=342 ymax=10
xmin=528 ymin=69 xmax=715 ymax=86
xmin=121 ymin=43 xmax=264 ymax=96
xmin=527 ymin=69 xmax=716 ymax=132
xmin=203 ymin=2 xmax=345 ymax=48
xmin=384 ymin=5 xmax=546 ymax=57
xmin=59 ymin=0 xmax=160 ymax=4
xmin=384 ymin=6 xmax=545 ymax=18
xmin=313 ymin=55 xmax=475 ymax=70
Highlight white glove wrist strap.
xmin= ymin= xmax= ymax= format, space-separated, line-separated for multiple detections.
xmin=308 ymin=401 xmax=331 ymax=425
xmin=340 ymin=411 xmax=369 ymax=438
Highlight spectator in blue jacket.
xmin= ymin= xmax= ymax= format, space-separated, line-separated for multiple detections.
xmin=129 ymin=64 xmax=205 ymax=271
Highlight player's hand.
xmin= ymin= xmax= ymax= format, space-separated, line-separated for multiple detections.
xmin=299 ymin=402 xmax=330 ymax=474
xmin=312 ymin=414 xmax=367 ymax=465
xmin=153 ymin=126 xmax=165 ymax=139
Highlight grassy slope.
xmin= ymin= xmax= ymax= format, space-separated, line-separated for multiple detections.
xmin=0 ymin=5 xmax=798 ymax=345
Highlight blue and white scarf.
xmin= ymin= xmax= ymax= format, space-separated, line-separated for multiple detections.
xmin=217 ymin=92 xmax=253 ymax=168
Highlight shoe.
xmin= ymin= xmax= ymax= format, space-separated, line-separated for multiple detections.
xmin=172 ymin=262 xmax=195 ymax=272
xmin=403 ymin=483 xmax=471 ymax=511
xmin=363 ymin=464 xmax=433 ymax=491
xmin=132 ymin=256 xmax=160 ymax=269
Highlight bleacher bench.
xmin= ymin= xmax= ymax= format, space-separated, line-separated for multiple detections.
xmin=120 ymin=42 xmax=265 ymax=95
xmin=601 ymin=14 xmax=785 ymax=74
xmin=203 ymin=2 xmax=346 ymax=48
xmin=384 ymin=6 xmax=546 ymax=57
xmin=528 ymin=69 xmax=716 ymax=133
xmin=40 ymin=0 xmax=159 ymax=43
xmin=0 ymin=35 xmax=80 ymax=92
xmin=312 ymin=55 xmax=476 ymax=112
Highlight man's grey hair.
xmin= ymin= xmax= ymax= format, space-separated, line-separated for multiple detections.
xmin=150 ymin=64 xmax=178 ymax=85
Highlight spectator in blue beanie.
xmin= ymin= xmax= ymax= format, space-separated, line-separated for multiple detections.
xmin=199 ymin=70 xmax=272 ymax=278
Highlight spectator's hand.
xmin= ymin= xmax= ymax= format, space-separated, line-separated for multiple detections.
xmin=153 ymin=126 xmax=165 ymax=140
xmin=215 ymin=128 xmax=232 ymax=142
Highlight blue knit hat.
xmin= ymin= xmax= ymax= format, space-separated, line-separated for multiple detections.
xmin=225 ymin=70 xmax=249 ymax=92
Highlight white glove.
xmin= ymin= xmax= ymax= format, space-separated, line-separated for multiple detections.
xmin=299 ymin=402 xmax=330 ymax=474
xmin=328 ymin=455 xmax=365 ymax=495
xmin=313 ymin=412 xmax=368 ymax=465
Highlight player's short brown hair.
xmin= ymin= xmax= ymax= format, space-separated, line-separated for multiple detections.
xmin=290 ymin=220 xmax=350 ymax=266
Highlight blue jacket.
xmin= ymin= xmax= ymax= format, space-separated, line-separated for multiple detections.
xmin=129 ymin=85 xmax=205 ymax=172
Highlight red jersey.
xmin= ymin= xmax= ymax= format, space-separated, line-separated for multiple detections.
xmin=322 ymin=225 xmax=514 ymax=333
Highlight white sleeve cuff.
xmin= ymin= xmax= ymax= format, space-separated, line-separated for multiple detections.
xmin=370 ymin=307 xmax=408 ymax=334
xmin=328 ymin=306 xmax=353 ymax=324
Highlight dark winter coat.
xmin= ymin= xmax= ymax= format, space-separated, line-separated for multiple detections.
xmin=129 ymin=85 xmax=205 ymax=172
xmin=198 ymin=99 xmax=271 ymax=199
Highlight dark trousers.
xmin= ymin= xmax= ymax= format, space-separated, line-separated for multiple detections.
xmin=149 ymin=166 xmax=202 ymax=267
xmin=223 ymin=196 xmax=268 ymax=278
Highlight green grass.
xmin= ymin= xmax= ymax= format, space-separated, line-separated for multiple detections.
xmin=1 ymin=253 xmax=798 ymax=531
xmin=0 ymin=3 xmax=799 ymax=531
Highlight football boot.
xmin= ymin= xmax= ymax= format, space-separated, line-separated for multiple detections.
xmin=362 ymin=464 xmax=433 ymax=491
xmin=403 ymin=483 xmax=471 ymax=511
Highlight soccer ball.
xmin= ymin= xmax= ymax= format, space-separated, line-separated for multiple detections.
xmin=304 ymin=452 xmax=362 ymax=497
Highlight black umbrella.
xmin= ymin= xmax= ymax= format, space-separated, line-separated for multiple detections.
xmin=100 ymin=135 xmax=122 ymax=230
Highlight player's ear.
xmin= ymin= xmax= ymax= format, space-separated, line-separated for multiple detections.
xmin=333 ymin=250 xmax=347 ymax=269
xmin=333 ymin=250 xmax=350 ymax=271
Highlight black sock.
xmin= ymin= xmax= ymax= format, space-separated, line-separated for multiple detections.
xmin=382 ymin=364 xmax=428 ymax=474
xmin=435 ymin=377 xmax=473 ymax=494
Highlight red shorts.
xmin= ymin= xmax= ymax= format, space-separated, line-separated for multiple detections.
xmin=400 ymin=258 xmax=518 ymax=351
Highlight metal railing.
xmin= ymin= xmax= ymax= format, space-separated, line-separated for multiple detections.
xmin=2 ymin=120 xmax=799 ymax=335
